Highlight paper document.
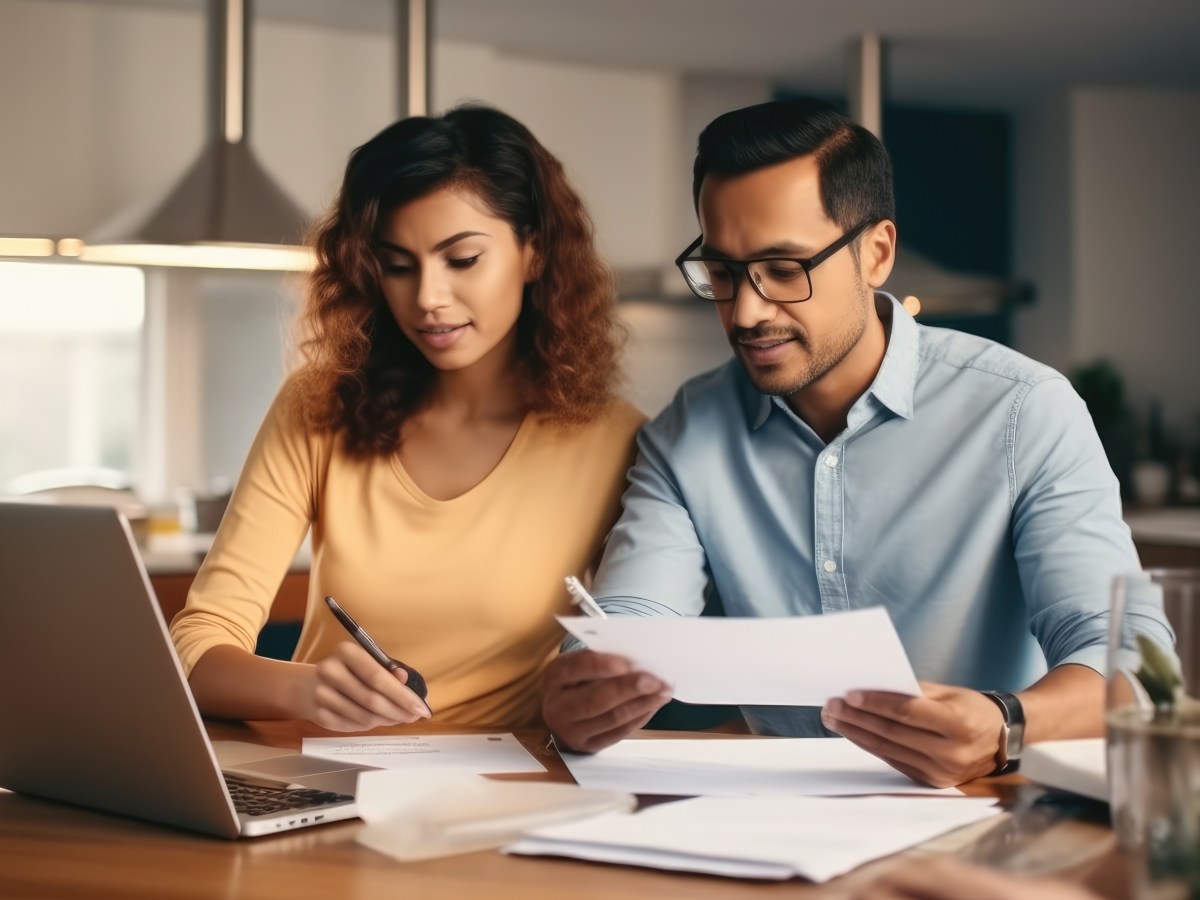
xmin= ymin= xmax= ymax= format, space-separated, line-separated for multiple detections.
xmin=557 ymin=606 xmax=918 ymax=705
xmin=1021 ymin=738 xmax=1107 ymax=802
xmin=560 ymin=737 xmax=960 ymax=797
xmin=506 ymin=794 xmax=1002 ymax=882
xmin=301 ymin=734 xmax=544 ymax=774
xmin=356 ymin=771 xmax=634 ymax=862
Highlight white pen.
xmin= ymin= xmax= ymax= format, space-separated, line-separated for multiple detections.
xmin=564 ymin=575 xmax=607 ymax=618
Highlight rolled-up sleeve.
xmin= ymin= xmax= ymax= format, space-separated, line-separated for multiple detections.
xmin=1010 ymin=376 xmax=1172 ymax=673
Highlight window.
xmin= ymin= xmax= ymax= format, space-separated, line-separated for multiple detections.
xmin=0 ymin=261 xmax=144 ymax=492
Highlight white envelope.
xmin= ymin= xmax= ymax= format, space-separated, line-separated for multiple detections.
xmin=356 ymin=772 xmax=635 ymax=862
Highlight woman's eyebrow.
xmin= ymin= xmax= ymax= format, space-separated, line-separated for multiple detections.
xmin=433 ymin=230 xmax=490 ymax=251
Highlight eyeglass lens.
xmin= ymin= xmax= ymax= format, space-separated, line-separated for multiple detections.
xmin=681 ymin=258 xmax=812 ymax=303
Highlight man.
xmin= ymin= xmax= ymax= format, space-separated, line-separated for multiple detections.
xmin=542 ymin=97 xmax=1171 ymax=787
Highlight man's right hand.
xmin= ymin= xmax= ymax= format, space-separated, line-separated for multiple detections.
xmin=542 ymin=650 xmax=673 ymax=753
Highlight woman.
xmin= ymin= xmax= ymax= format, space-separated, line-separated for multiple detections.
xmin=170 ymin=105 xmax=644 ymax=730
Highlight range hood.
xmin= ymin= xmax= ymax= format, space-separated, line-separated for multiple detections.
xmin=80 ymin=0 xmax=312 ymax=271
xmin=849 ymin=35 xmax=1027 ymax=316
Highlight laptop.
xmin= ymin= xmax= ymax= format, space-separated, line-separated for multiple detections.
xmin=0 ymin=501 xmax=372 ymax=838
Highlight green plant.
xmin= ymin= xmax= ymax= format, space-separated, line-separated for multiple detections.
xmin=1135 ymin=635 xmax=1200 ymax=719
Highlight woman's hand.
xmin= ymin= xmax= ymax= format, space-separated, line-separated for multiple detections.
xmin=299 ymin=642 xmax=431 ymax=731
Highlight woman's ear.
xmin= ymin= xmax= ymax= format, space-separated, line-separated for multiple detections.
xmin=862 ymin=219 xmax=897 ymax=289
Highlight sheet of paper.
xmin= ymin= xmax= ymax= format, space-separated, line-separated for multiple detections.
xmin=301 ymin=733 xmax=545 ymax=774
xmin=560 ymin=736 xmax=960 ymax=797
xmin=557 ymin=606 xmax=919 ymax=705
xmin=506 ymin=795 xmax=1002 ymax=882
xmin=1021 ymin=738 xmax=1107 ymax=802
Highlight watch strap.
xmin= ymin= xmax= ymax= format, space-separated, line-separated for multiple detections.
xmin=981 ymin=690 xmax=1025 ymax=775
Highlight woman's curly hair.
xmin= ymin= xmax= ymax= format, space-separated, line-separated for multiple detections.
xmin=290 ymin=104 xmax=625 ymax=456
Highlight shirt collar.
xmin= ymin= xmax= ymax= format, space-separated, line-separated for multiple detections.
xmin=866 ymin=292 xmax=918 ymax=421
xmin=740 ymin=291 xmax=918 ymax=431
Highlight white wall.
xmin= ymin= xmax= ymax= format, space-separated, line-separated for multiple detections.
xmin=1070 ymin=89 xmax=1200 ymax=436
xmin=1012 ymin=94 xmax=1073 ymax=375
xmin=1 ymin=0 xmax=199 ymax=238
xmin=1014 ymin=87 xmax=1200 ymax=439
xmin=436 ymin=42 xmax=682 ymax=270
xmin=0 ymin=0 xmax=393 ymax=238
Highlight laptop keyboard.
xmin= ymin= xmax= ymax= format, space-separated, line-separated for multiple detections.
xmin=224 ymin=773 xmax=354 ymax=817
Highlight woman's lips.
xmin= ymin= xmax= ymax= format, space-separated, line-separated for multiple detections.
xmin=417 ymin=323 xmax=468 ymax=350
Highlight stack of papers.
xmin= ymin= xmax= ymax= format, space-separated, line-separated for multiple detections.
xmin=561 ymin=736 xmax=960 ymax=797
xmin=506 ymin=795 xmax=1002 ymax=881
xmin=1020 ymin=738 xmax=1107 ymax=802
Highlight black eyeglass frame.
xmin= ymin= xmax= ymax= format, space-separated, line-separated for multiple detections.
xmin=674 ymin=219 xmax=878 ymax=303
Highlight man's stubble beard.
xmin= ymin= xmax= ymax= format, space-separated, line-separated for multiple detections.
xmin=735 ymin=276 xmax=871 ymax=399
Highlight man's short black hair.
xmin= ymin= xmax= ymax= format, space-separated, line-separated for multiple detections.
xmin=692 ymin=97 xmax=895 ymax=232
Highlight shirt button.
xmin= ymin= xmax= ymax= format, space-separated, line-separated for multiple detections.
xmin=822 ymin=559 xmax=837 ymax=573
xmin=824 ymin=454 xmax=838 ymax=468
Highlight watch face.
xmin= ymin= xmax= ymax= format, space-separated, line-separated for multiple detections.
xmin=1007 ymin=721 xmax=1026 ymax=757
xmin=984 ymin=691 xmax=1025 ymax=760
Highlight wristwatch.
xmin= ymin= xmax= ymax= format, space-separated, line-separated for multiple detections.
xmin=980 ymin=690 xmax=1025 ymax=775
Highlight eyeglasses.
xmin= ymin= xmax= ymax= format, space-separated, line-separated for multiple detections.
xmin=674 ymin=220 xmax=875 ymax=303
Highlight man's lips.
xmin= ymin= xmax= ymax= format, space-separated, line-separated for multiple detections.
xmin=738 ymin=337 xmax=795 ymax=350
xmin=732 ymin=331 xmax=803 ymax=365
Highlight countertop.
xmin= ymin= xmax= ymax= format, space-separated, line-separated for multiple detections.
xmin=1123 ymin=508 xmax=1200 ymax=548
xmin=139 ymin=531 xmax=312 ymax=576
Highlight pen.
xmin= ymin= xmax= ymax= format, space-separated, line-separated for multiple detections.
xmin=324 ymin=595 xmax=431 ymax=712
xmin=564 ymin=576 xmax=607 ymax=619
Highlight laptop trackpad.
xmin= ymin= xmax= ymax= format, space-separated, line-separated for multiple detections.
xmin=278 ymin=769 xmax=363 ymax=795
xmin=213 ymin=740 xmax=375 ymax=793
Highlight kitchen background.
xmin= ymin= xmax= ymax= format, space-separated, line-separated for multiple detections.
xmin=1 ymin=0 xmax=1199 ymax=523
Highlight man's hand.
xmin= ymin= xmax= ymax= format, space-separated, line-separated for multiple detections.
xmin=542 ymin=650 xmax=673 ymax=753
xmin=821 ymin=681 xmax=1005 ymax=787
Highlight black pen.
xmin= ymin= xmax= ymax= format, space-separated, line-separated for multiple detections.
xmin=324 ymin=595 xmax=431 ymax=714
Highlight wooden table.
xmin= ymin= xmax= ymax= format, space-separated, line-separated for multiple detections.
xmin=0 ymin=721 xmax=1129 ymax=899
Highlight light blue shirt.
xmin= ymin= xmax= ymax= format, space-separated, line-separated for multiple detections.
xmin=590 ymin=293 xmax=1170 ymax=736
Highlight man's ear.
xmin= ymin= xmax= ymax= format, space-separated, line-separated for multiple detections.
xmin=862 ymin=219 xmax=897 ymax=289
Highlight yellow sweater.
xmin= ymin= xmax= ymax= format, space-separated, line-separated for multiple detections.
xmin=170 ymin=387 xmax=644 ymax=726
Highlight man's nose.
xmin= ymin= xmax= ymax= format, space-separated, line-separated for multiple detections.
xmin=730 ymin=270 xmax=775 ymax=329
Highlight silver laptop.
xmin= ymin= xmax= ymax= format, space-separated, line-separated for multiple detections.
xmin=0 ymin=501 xmax=372 ymax=838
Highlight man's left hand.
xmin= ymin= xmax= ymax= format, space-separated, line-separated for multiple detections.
xmin=821 ymin=682 xmax=1005 ymax=787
